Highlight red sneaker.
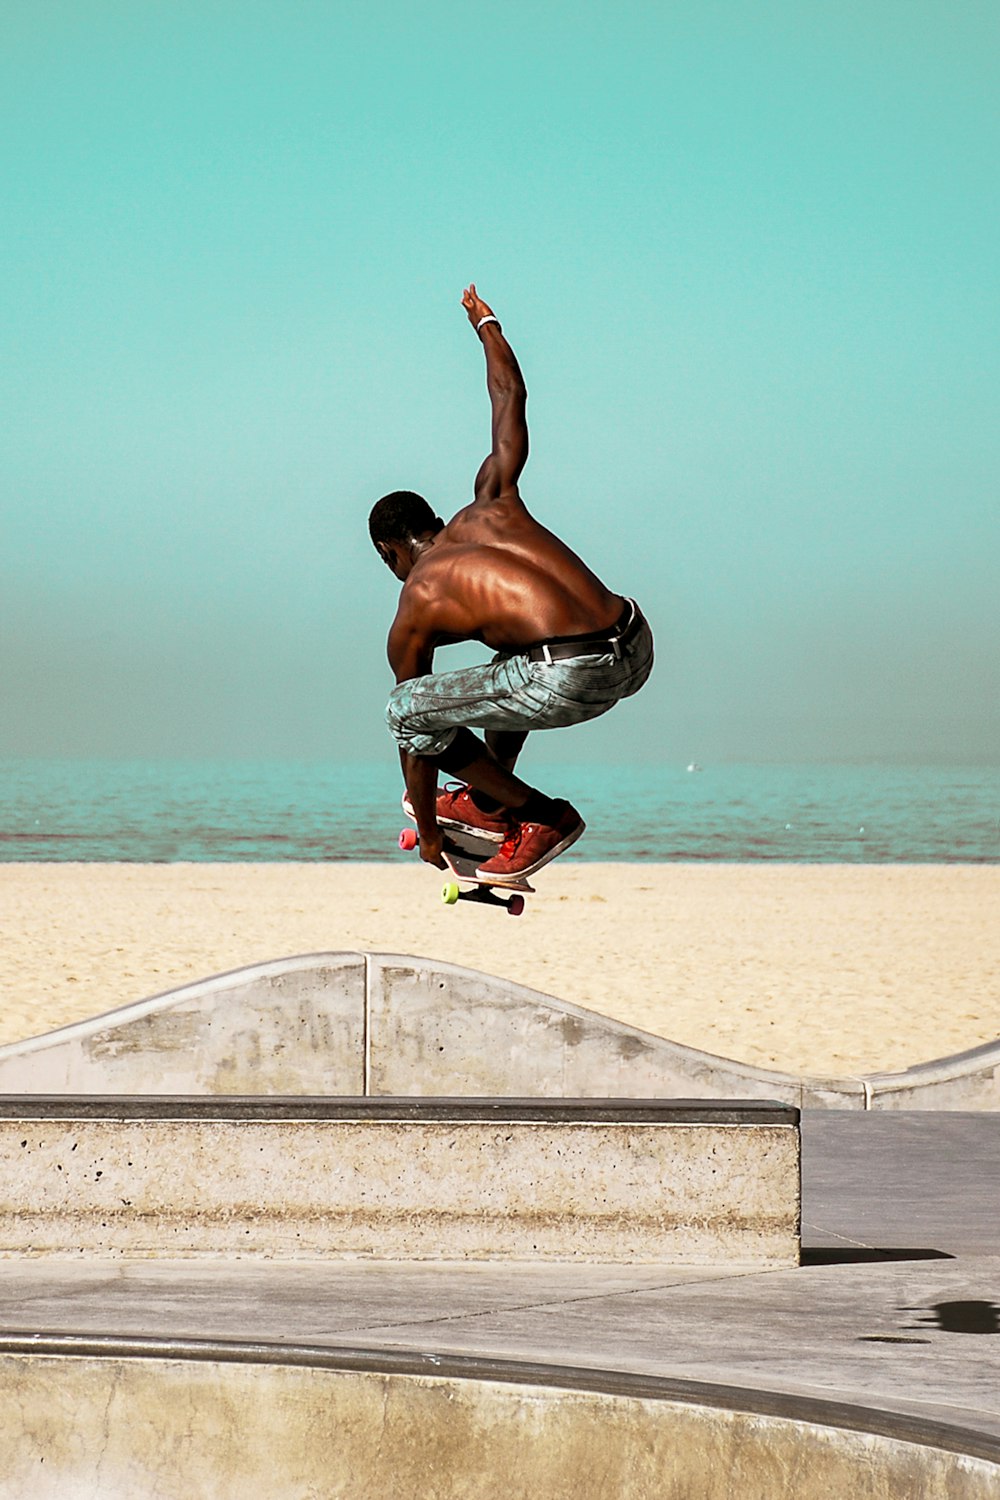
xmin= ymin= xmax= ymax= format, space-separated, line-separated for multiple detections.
xmin=401 ymin=783 xmax=512 ymax=843
xmin=475 ymin=801 xmax=585 ymax=883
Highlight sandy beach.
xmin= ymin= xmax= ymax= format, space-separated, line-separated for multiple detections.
xmin=1 ymin=861 xmax=997 ymax=1078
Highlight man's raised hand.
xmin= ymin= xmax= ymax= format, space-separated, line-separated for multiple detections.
xmin=461 ymin=283 xmax=496 ymax=329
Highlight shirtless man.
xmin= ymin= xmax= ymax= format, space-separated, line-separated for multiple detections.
xmin=370 ymin=285 xmax=654 ymax=883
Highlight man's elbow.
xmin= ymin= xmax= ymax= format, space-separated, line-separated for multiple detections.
xmin=391 ymin=649 xmax=433 ymax=685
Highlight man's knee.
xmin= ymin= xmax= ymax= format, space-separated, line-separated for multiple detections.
xmin=385 ymin=688 xmax=463 ymax=760
xmin=384 ymin=686 xmax=410 ymax=746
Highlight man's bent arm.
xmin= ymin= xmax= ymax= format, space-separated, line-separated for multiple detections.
xmin=388 ymin=615 xmax=445 ymax=866
xmin=462 ymin=284 xmax=528 ymax=498
xmin=400 ymin=750 xmax=441 ymax=863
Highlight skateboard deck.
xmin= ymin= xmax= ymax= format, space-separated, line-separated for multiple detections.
xmin=398 ymin=822 xmax=535 ymax=915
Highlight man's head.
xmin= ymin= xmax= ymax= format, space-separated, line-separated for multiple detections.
xmin=369 ymin=490 xmax=443 ymax=578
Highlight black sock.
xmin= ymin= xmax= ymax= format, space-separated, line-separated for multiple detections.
xmin=470 ymin=790 xmax=504 ymax=814
xmin=516 ymin=789 xmax=560 ymax=824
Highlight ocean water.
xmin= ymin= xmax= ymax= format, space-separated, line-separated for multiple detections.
xmin=1 ymin=758 xmax=997 ymax=862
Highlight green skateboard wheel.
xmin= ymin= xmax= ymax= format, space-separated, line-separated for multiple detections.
xmin=442 ymin=881 xmax=461 ymax=905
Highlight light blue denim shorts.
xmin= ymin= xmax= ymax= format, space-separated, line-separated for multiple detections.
xmin=386 ymin=604 xmax=654 ymax=758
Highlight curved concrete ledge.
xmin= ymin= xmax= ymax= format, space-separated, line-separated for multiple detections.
xmin=0 ymin=952 xmax=366 ymax=1097
xmin=864 ymin=1037 xmax=1000 ymax=1109
xmin=0 ymin=1336 xmax=997 ymax=1498
xmin=0 ymin=952 xmax=997 ymax=1109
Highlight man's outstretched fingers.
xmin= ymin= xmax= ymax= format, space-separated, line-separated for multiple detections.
xmin=462 ymin=284 xmax=496 ymax=327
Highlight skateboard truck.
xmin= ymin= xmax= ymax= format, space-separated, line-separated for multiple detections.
xmin=443 ymin=879 xmax=526 ymax=915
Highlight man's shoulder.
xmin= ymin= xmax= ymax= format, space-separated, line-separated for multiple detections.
xmin=398 ymin=547 xmax=460 ymax=610
xmin=446 ymin=491 xmax=532 ymax=541
xmin=405 ymin=542 xmax=477 ymax=603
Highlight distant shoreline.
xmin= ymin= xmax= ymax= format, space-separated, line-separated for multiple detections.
xmin=2 ymin=759 xmax=998 ymax=862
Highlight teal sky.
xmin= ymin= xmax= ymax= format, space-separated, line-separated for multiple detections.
xmin=2 ymin=1 xmax=997 ymax=765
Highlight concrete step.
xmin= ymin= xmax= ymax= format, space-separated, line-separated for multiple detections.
xmin=0 ymin=1096 xmax=800 ymax=1265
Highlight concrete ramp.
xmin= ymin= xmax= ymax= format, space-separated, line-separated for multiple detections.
xmin=1 ymin=952 xmax=998 ymax=1107
xmin=0 ymin=953 xmax=367 ymax=1097
xmin=0 ymin=1338 xmax=996 ymax=1500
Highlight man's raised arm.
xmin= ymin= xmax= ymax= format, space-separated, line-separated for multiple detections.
xmin=462 ymin=284 xmax=528 ymax=500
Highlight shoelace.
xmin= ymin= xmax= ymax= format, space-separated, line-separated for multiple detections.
xmin=496 ymin=825 xmax=524 ymax=860
xmin=495 ymin=820 xmax=545 ymax=861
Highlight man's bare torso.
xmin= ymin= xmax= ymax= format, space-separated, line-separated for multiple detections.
xmin=399 ymin=491 xmax=622 ymax=654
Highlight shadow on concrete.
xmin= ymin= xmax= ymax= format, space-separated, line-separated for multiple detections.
xmin=801 ymin=1247 xmax=954 ymax=1267
xmin=907 ymin=1301 xmax=1000 ymax=1336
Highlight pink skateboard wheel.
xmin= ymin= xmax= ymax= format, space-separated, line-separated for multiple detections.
xmin=398 ymin=827 xmax=418 ymax=851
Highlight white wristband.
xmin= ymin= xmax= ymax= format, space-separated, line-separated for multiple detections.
xmin=476 ymin=314 xmax=500 ymax=334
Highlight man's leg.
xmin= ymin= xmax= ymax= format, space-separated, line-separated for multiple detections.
xmin=467 ymin=729 xmax=530 ymax=815
xmin=387 ymin=659 xmax=579 ymax=847
xmin=389 ymin=662 xmax=540 ymax=831
xmin=436 ymin=728 xmax=565 ymax=828
xmin=484 ymin=729 xmax=528 ymax=773
xmin=448 ymin=726 xmax=584 ymax=882
xmin=435 ymin=729 xmax=533 ymax=807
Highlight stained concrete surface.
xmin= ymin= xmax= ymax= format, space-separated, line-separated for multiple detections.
xmin=4 ymin=1352 xmax=995 ymax=1500
xmin=0 ymin=1098 xmax=800 ymax=1264
xmin=0 ymin=1112 xmax=996 ymax=1454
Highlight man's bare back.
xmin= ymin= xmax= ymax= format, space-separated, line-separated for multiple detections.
xmin=369 ymin=285 xmax=653 ymax=880
xmin=396 ymin=498 xmax=622 ymax=654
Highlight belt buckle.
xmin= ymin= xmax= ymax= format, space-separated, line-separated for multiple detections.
xmin=541 ymin=643 xmax=554 ymax=666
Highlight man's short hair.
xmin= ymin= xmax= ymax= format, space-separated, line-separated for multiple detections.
xmin=369 ymin=491 xmax=439 ymax=547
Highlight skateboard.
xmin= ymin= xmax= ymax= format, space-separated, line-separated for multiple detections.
xmin=397 ymin=824 xmax=534 ymax=916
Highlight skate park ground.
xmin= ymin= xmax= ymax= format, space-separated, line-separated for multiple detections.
xmin=0 ymin=961 xmax=997 ymax=1495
